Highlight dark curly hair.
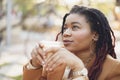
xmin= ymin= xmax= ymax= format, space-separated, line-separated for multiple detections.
xmin=58 ymin=5 xmax=117 ymax=80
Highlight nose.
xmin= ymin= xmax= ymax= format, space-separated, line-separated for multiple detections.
xmin=63 ymin=28 xmax=72 ymax=37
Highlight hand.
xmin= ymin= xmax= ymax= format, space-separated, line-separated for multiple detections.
xmin=44 ymin=47 xmax=85 ymax=71
xmin=31 ymin=43 xmax=45 ymax=68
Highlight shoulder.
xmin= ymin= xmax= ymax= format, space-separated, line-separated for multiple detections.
xmin=102 ymin=55 xmax=120 ymax=70
xmin=104 ymin=55 xmax=120 ymax=79
xmin=104 ymin=54 xmax=120 ymax=72
xmin=105 ymin=54 xmax=120 ymax=65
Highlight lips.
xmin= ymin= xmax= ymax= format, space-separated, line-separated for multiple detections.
xmin=63 ymin=40 xmax=73 ymax=45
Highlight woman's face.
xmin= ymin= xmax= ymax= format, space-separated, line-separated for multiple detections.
xmin=62 ymin=13 xmax=95 ymax=53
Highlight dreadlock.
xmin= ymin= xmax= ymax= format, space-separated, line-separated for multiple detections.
xmin=60 ymin=5 xmax=116 ymax=80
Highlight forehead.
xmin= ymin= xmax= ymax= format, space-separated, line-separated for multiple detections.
xmin=65 ymin=14 xmax=87 ymax=24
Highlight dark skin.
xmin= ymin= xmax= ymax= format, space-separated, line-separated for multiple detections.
xmin=31 ymin=13 xmax=98 ymax=79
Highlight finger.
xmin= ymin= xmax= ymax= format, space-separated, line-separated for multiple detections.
xmin=51 ymin=59 xmax=64 ymax=70
xmin=31 ymin=47 xmax=44 ymax=65
xmin=45 ymin=53 xmax=57 ymax=66
xmin=35 ymin=46 xmax=45 ymax=65
xmin=44 ymin=47 xmax=59 ymax=56
xmin=36 ymin=47 xmax=44 ymax=59
xmin=38 ymin=43 xmax=46 ymax=59
xmin=36 ymin=55 xmax=45 ymax=65
xmin=31 ymin=58 xmax=42 ymax=67
xmin=50 ymin=59 xmax=64 ymax=71
xmin=45 ymin=55 xmax=60 ymax=70
xmin=31 ymin=54 xmax=43 ymax=67
xmin=31 ymin=48 xmax=37 ymax=58
xmin=39 ymin=46 xmax=46 ymax=59
xmin=38 ymin=43 xmax=44 ymax=49
xmin=31 ymin=47 xmax=43 ymax=60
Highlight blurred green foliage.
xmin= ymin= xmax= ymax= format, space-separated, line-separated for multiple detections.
xmin=13 ymin=0 xmax=36 ymax=15
xmin=13 ymin=0 xmax=115 ymax=17
xmin=11 ymin=75 xmax=22 ymax=80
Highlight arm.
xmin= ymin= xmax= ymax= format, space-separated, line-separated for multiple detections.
xmin=71 ymin=67 xmax=89 ymax=80
xmin=23 ymin=43 xmax=46 ymax=80
xmin=23 ymin=63 xmax=43 ymax=80
xmin=44 ymin=47 xmax=89 ymax=80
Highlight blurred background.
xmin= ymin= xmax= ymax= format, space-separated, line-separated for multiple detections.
xmin=0 ymin=0 xmax=120 ymax=80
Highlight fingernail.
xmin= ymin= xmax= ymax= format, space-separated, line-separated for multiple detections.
xmin=43 ymin=64 xmax=45 ymax=67
xmin=43 ymin=56 xmax=46 ymax=59
xmin=41 ymin=61 xmax=45 ymax=65
xmin=40 ymin=44 xmax=44 ymax=47
xmin=49 ymin=68 xmax=52 ymax=71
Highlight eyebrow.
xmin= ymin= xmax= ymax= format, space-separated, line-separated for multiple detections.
xmin=64 ymin=22 xmax=82 ymax=26
xmin=71 ymin=22 xmax=81 ymax=25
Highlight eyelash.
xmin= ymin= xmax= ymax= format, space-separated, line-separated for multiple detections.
xmin=63 ymin=25 xmax=80 ymax=32
xmin=72 ymin=26 xmax=80 ymax=30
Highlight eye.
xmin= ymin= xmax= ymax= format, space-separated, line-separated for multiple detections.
xmin=63 ymin=27 xmax=68 ymax=32
xmin=72 ymin=25 xmax=80 ymax=31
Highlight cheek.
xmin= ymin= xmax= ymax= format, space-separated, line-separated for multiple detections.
xmin=65 ymin=30 xmax=93 ymax=53
xmin=74 ymin=30 xmax=92 ymax=42
xmin=72 ymin=29 xmax=93 ymax=51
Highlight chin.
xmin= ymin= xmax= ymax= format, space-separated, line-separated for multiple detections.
xmin=65 ymin=46 xmax=75 ymax=53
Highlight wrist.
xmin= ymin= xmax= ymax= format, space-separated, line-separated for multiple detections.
xmin=72 ymin=66 xmax=84 ymax=72
xmin=72 ymin=60 xmax=85 ymax=72
xmin=72 ymin=68 xmax=88 ymax=79
xmin=72 ymin=76 xmax=89 ymax=80
xmin=31 ymin=59 xmax=42 ymax=68
xmin=26 ymin=60 xmax=42 ymax=70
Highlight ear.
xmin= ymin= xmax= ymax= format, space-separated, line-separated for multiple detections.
xmin=92 ymin=32 xmax=99 ymax=41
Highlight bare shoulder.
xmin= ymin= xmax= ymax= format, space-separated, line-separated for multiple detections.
xmin=104 ymin=55 xmax=120 ymax=80
xmin=105 ymin=54 xmax=120 ymax=65
xmin=103 ymin=54 xmax=120 ymax=71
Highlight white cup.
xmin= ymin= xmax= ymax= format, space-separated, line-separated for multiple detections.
xmin=40 ymin=40 xmax=64 ymax=51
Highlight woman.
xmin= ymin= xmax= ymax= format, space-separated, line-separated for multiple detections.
xmin=23 ymin=5 xmax=120 ymax=80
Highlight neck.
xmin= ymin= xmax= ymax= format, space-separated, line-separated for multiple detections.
xmin=74 ymin=49 xmax=91 ymax=61
xmin=74 ymin=49 xmax=96 ymax=69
